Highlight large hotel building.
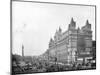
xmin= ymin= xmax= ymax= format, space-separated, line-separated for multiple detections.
xmin=43 ymin=18 xmax=93 ymax=64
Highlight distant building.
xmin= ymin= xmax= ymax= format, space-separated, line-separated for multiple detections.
xmin=46 ymin=18 xmax=93 ymax=64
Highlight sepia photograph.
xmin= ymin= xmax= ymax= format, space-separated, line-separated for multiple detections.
xmin=11 ymin=0 xmax=96 ymax=75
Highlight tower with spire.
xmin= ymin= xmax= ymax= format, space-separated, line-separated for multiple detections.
xmin=68 ymin=17 xmax=76 ymax=30
xmin=82 ymin=19 xmax=91 ymax=31
xmin=22 ymin=44 xmax=24 ymax=58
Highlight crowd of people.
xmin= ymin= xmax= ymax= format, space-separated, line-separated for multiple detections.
xmin=12 ymin=57 xmax=96 ymax=75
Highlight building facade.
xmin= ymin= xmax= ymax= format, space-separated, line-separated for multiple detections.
xmin=46 ymin=18 xmax=92 ymax=64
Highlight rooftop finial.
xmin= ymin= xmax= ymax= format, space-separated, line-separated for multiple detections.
xmin=59 ymin=26 xmax=62 ymax=32
xmin=71 ymin=17 xmax=74 ymax=23
xmin=68 ymin=17 xmax=76 ymax=30
xmin=86 ymin=19 xmax=89 ymax=25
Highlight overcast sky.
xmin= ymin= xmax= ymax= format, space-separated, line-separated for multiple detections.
xmin=12 ymin=1 xmax=95 ymax=56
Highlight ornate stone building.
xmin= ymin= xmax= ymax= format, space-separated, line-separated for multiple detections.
xmin=46 ymin=18 xmax=92 ymax=64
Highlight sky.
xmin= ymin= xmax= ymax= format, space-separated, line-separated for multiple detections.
xmin=12 ymin=1 xmax=95 ymax=56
